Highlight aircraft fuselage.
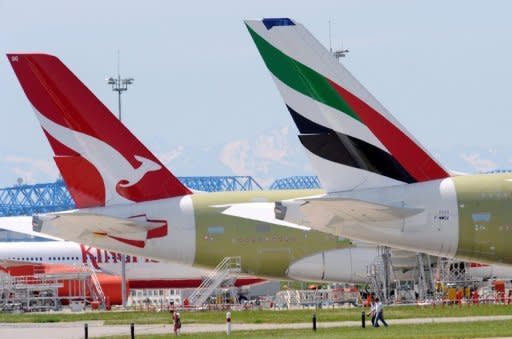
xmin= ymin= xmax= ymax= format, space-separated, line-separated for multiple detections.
xmin=37 ymin=189 xmax=378 ymax=283
xmin=318 ymin=173 xmax=512 ymax=266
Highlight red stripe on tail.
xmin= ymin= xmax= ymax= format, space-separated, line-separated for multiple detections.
xmin=328 ymin=79 xmax=449 ymax=182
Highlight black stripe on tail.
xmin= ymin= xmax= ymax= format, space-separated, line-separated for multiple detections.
xmin=287 ymin=105 xmax=416 ymax=183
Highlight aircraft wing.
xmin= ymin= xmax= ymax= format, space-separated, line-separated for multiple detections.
xmin=33 ymin=211 xmax=168 ymax=249
xmin=0 ymin=216 xmax=62 ymax=241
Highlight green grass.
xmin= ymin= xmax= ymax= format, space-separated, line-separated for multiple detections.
xmin=0 ymin=304 xmax=511 ymax=325
xmin=99 ymin=320 xmax=512 ymax=338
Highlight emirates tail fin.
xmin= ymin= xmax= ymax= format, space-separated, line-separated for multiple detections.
xmin=8 ymin=53 xmax=191 ymax=208
xmin=245 ymin=18 xmax=449 ymax=192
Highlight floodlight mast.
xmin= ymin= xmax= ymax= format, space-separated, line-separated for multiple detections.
xmin=333 ymin=49 xmax=349 ymax=59
xmin=106 ymin=75 xmax=134 ymax=121
xmin=327 ymin=21 xmax=349 ymax=61
xmin=106 ymin=58 xmax=134 ymax=310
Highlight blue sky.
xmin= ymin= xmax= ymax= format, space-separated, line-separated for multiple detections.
xmin=1 ymin=1 xmax=511 ymax=187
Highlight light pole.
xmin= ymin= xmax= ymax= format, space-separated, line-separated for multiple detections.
xmin=106 ymin=75 xmax=134 ymax=121
xmin=106 ymin=71 xmax=133 ymax=310
xmin=328 ymin=20 xmax=349 ymax=61
xmin=333 ymin=49 xmax=349 ymax=60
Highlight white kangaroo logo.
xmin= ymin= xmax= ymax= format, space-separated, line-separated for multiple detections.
xmin=35 ymin=110 xmax=162 ymax=205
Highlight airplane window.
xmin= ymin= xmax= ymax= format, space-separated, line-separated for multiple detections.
xmin=40 ymin=257 xmax=42 ymax=261
xmin=67 ymin=257 xmax=70 ymax=260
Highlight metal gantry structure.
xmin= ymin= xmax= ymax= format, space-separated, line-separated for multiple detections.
xmin=0 ymin=176 xmax=263 ymax=217
xmin=0 ymin=180 xmax=75 ymax=217
xmin=269 ymin=176 xmax=321 ymax=190
xmin=0 ymin=175 xmax=321 ymax=217
xmin=179 ymin=176 xmax=262 ymax=192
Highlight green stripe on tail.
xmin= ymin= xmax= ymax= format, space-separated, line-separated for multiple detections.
xmin=246 ymin=25 xmax=360 ymax=122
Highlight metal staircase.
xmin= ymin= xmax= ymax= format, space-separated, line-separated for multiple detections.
xmin=188 ymin=256 xmax=241 ymax=307
xmin=86 ymin=263 xmax=106 ymax=307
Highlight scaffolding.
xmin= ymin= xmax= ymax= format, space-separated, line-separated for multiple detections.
xmin=0 ymin=264 xmax=105 ymax=312
xmin=274 ymin=288 xmax=359 ymax=309
xmin=431 ymin=258 xmax=483 ymax=302
xmin=367 ymin=246 xmax=394 ymax=304
xmin=415 ymin=253 xmax=435 ymax=301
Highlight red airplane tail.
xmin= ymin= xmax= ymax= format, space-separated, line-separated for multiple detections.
xmin=8 ymin=53 xmax=191 ymax=208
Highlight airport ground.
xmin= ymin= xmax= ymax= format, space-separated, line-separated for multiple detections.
xmin=1 ymin=304 xmax=512 ymax=324
xmin=2 ymin=316 xmax=512 ymax=338
xmin=2 ymin=305 xmax=512 ymax=338
xmin=100 ymin=320 xmax=512 ymax=338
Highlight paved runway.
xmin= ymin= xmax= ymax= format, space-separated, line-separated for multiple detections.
xmin=1 ymin=315 xmax=512 ymax=338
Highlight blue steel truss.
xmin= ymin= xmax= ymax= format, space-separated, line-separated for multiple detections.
xmin=0 ymin=176 xmax=263 ymax=217
xmin=178 ymin=176 xmax=263 ymax=192
xmin=0 ymin=180 xmax=75 ymax=217
xmin=269 ymin=176 xmax=321 ymax=190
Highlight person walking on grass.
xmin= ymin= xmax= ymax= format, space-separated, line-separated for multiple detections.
xmin=173 ymin=311 xmax=182 ymax=336
xmin=375 ymin=298 xmax=388 ymax=327
xmin=368 ymin=298 xmax=378 ymax=327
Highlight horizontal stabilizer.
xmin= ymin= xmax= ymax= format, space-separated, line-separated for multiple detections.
xmin=33 ymin=212 xmax=168 ymax=248
xmin=291 ymin=197 xmax=423 ymax=235
xmin=0 ymin=216 xmax=62 ymax=241
xmin=256 ymin=195 xmax=424 ymax=237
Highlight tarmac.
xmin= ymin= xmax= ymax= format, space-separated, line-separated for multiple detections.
xmin=1 ymin=315 xmax=512 ymax=338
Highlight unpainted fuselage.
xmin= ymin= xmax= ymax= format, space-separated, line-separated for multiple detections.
xmin=319 ymin=173 xmax=512 ymax=266
xmin=38 ymin=189 xmax=378 ymax=283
